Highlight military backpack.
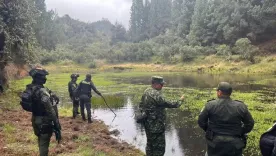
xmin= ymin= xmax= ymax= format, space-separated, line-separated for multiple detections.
xmin=20 ymin=85 xmax=41 ymax=112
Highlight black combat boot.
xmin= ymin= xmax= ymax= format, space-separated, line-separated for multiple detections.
xmin=88 ymin=119 xmax=93 ymax=124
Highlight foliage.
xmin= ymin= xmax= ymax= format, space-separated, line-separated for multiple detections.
xmin=216 ymin=44 xmax=232 ymax=60
xmin=180 ymin=46 xmax=198 ymax=62
xmin=234 ymin=38 xmax=259 ymax=63
xmin=1 ymin=0 xmax=276 ymax=85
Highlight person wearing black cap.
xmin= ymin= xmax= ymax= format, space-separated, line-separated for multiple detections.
xmin=138 ymin=76 xmax=184 ymax=156
xmin=68 ymin=73 xmax=80 ymax=118
xmin=75 ymin=74 xmax=101 ymax=123
xmin=198 ymin=82 xmax=254 ymax=156
xmin=27 ymin=67 xmax=61 ymax=156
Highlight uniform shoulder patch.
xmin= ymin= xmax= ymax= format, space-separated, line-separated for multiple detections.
xmin=207 ymin=98 xmax=215 ymax=102
xmin=41 ymin=96 xmax=49 ymax=103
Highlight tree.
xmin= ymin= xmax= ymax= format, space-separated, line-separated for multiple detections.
xmin=188 ymin=0 xmax=208 ymax=45
xmin=234 ymin=38 xmax=259 ymax=63
xmin=172 ymin=0 xmax=196 ymax=38
xmin=111 ymin=22 xmax=127 ymax=44
xmin=149 ymin=0 xmax=172 ymax=38
xmin=129 ymin=0 xmax=144 ymax=42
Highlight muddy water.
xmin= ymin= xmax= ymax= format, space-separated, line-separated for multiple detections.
xmin=93 ymin=73 xmax=276 ymax=156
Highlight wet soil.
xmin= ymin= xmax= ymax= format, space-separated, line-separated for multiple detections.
xmin=0 ymin=108 xmax=143 ymax=156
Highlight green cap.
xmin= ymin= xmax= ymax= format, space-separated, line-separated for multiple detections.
xmin=152 ymin=76 xmax=166 ymax=84
xmin=217 ymin=82 xmax=232 ymax=93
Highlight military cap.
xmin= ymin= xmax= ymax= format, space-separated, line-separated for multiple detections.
xmin=71 ymin=73 xmax=79 ymax=79
xmin=217 ymin=82 xmax=232 ymax=93
xmin=29 ymin=68 xmax=49 ymax=77
xmin=151 ymin=76 xmax=166 ymax=84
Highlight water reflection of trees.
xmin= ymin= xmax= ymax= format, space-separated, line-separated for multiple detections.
xmin=166 ymin=109 xmax=206 ymax=156
xmin=122 ymin=73 xmax=275 ymax=91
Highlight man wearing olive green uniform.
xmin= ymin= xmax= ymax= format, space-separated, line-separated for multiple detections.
xmin=28 ymin=68 xmax=61 ymax=156
xmin=139 ymin=76 xmax=184 ymax=156
xmin=198 ymin=82 xmax=254 ymax=156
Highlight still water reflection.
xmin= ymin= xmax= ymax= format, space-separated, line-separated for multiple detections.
xmin=93 ymin=96 xmax=204 ymax=156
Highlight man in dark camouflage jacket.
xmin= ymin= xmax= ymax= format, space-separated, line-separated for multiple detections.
xmin=139 ymin=76 xmax=184 ymax=156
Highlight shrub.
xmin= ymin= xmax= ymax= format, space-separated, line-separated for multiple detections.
xmin=88 ymin=61 xmax=96 ymax=69
xmin=216 ymin=44 xmax=232 ymax=60
xmin=180 ymin=46 xmax=198 ymax=62
xmin=234 ymin=38 xmax=259 ymax=63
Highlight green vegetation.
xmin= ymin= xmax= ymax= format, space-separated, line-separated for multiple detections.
xmin=0 ymin=64 xmax=275 ymax=155
xmin=1 ymin=0 xmax=276 ymax=86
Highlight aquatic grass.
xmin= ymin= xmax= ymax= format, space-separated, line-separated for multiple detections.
xmin=92 ymin=95 xmax=125 ymax=109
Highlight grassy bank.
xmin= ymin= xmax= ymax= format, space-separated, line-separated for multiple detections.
xmin=96 ymin=55 xmax=276 ymax=75
xmin=0 ymin=65 xmax=143 ymax=156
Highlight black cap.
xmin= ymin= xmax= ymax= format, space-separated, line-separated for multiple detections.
xmin=71 ymin=74 xmax=79 ymax=79
xmin=217 ymin=82 xmax=232 ymax=94
xmin=29 ymin=68 xmax=49 ymax=77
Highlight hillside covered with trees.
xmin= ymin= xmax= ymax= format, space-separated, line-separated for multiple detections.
xmin=0 ymin=0 xmax=276 ymax=84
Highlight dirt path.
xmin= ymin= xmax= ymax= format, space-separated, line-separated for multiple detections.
xmin=0 ymin=108 xmax=143 ymax=156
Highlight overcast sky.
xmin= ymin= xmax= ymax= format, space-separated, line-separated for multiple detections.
xmin=45 ymin=0 xmax=132 ymax=28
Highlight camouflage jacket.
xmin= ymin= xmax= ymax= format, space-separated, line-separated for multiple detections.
xmin=32 ymin=85 xmax=59 ymax=124
xmin=139 ymin=87 xmax=180 ymax=133
xmin=198 ymin=97 xmax=254 ymax=136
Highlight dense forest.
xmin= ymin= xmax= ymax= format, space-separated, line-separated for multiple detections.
xmin=0 ymin=0 xmax=276 ymax=84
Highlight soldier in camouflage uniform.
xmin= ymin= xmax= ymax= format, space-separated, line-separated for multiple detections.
xmin=68 ymin=74 xmax=80 ymax=118
xmin=28 ymin=68 xmax=62 ymax=156
xmin=198 ymin=82 xmax=254 ymax=156
xmin=139 ymin=76 xmax=184 ymax=156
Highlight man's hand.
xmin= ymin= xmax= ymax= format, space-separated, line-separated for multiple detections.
xmin=180 ymin=95 xmax=185 ymax=102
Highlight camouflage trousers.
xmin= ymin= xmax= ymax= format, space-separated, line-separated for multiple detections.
xmin=145 ymin=129 xmax=166 ymax=156
xmin=79 ymin=95 xmax=92 ymax=122
xmin=206 ymin=135 xmax=244 ymax=156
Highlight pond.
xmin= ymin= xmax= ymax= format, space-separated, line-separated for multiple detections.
xmin=92 ymin=73 xmax=276 ymax=156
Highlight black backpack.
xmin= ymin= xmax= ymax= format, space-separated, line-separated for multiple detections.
xmin=20 ymin=85 xmax=40 ymax=112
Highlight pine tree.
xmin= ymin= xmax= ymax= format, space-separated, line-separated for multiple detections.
xmin=149 ymin=0 xmax=172 ymax=38
xmin=172 ymin=0 xmax=196 ymax=38
xmin=129 ymin=0 xmax=144 ymax=42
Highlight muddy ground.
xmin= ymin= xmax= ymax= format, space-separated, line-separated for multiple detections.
xmin=0 ymin=108 xmax=143 ymax=156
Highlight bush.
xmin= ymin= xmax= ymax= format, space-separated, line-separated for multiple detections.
xmin=234 ymin=38 xmax=259 ymax=63
xmin=216 ymin=44 xmax=232 ymax=60
xmin=180 ymin=46 xmax=198 ymax=62
xmin=88 ymin=61 xmax=96 ymax=69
